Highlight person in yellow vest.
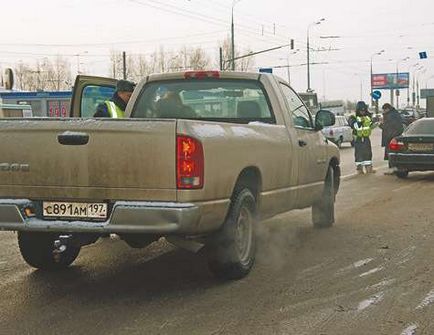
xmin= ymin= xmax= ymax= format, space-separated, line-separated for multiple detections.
xmin=94 ymin=79 xmax=135 ymax=118
xmin=348 ymin=101 xmax=376 ymax=174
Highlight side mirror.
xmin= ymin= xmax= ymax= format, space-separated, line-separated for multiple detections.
xmin=315 ymin=109 xmax=335 ymax=131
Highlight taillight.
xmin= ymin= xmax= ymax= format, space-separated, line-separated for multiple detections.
xmin=177 ymin=135 xmax=204 ymax=189
xmin=389 ymin=138 xmax=405 ymax=151
xmin=329 ymin=129 xmax=334 ymax=136
xmin=184 ymin=71 xmax=220 ymax=80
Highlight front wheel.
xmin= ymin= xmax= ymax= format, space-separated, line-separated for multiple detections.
xmin=18 ymin=232 xmax=81 ymax=270
xmin=312 ymin=166 xmax=336 ymax=228
xmin=206 ymin=188 xmax=257 ymax=280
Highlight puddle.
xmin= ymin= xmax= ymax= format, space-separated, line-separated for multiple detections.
xmin=359 ymin=267 xmax=383 ymax=278
xmin=357 ymin=292 xmax=384 ymax=311
xmin=416 ymin=289 xmax=434 ymax=309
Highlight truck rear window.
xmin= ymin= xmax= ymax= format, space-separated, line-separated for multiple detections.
xmin=132 ymin=80 xmax=275 ymax=123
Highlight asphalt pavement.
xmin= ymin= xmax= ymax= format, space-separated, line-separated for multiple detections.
xmin=0 ymin=130 xmax=433 ymax=335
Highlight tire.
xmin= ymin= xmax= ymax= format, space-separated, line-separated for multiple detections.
xmin=312 ymin=166 xmax=335 ymax=228
xmin=396 ymin=170 xmax=409 ymax=179
xmin=18 ymin=232 xmax=81 ymax=270
xmin=336 ymin=137 xmax=343 ymax=148
xmin=206 ymin=188 xmax=257 ymax=280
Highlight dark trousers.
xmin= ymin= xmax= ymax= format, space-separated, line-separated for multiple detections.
xmin=354 ymin=137 xmax=373 ymax=166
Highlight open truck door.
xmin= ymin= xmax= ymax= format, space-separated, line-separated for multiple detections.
xmin=70 ymin=75 xmax=118 ymax=117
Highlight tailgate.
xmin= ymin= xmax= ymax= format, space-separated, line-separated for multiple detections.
xmin=0 ymin=119 xmax=177 ymax=201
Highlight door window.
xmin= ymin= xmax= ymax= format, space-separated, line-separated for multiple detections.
xmin=81 ymin=85 xmax=115 ymax=118
xmin=279 ymin=84 xmax=314 ymax=129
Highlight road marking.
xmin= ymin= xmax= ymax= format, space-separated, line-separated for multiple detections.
xmin=401 ymin=324 xmax=418 ymax=335
xmin=357 ymin=292 xmax=384 ymax=311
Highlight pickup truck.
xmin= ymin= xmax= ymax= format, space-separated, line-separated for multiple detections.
xmin=0 ymin=71 xmax=340 ymax=280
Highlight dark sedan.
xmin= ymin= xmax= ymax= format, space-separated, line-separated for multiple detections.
xmin=388 ymin=118 xmax=434 ymax=178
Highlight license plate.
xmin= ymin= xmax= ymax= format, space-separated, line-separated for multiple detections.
xmin=408 ymin=143 xmax=434 ymax=152
xmin=43 ymin=202 xmax=107 ymax=219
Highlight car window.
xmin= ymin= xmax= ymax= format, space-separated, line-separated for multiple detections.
xmin=81 ymin=85 xmax=115 ymax=118
xmin=279 ymin=83 xmax=314 ymax=129
xmin=132 ymin=79 xmax=275 ymax=124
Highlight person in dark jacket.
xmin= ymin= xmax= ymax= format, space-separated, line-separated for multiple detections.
xmin=348 ymin=101 xmax=376 ymax=174
xmin=380 ymin=103 xmax=404 ymax=174
xmin=94 ymin=79 xmax=135 ymax=118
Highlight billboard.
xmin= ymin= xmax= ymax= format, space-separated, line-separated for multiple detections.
xmin=371 ymin=72 xmax=409 ymax=89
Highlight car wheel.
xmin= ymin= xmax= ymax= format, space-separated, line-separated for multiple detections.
xmin=18 ymin=232 xmax=81 ymax=270
xmin=336 ymin=137 xmax=343 ymax=148
xmin=396 ymin=170 xmax=409 ymax=179
xmin=312 ymin=166 xmax=335 ymax=228
xmin=206 ymin=188 xmax=256 ymax=280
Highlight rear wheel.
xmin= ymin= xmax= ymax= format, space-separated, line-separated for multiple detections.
xmin=336 ymin=137 xmax=343 ymax=148
xmin=312 ymin=166 xmax=335 ymax=228
xmin=206 ymin=188 xmax=256 ymax=280
xmin=396 ymin=170 xmax=409 ymax=179
xmin=18 ymin=232 xmax=81 ymax=270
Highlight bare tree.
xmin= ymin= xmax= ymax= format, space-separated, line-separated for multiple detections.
xmin=218 ymin=36 xmax=254 ymax=71
xmin=188 ymin=47 xmax=210 ymax=70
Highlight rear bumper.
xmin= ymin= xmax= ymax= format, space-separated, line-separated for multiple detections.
xmin=389 ymin=152 xmax=434 ymax=171
xmin=0 ymin=199 xmax=205 ymax=235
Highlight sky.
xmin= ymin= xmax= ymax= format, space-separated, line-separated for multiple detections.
xmin=2 ymin=0 xmax=434 ymax=106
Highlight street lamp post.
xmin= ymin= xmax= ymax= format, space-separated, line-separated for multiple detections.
xmin=307 ymin=18 xmax=325 ymax=92
xmin=406 ymin=63 xmax=420 ymax=107
xmin=395 ymin=56 xmax=410 ymax=108
xmin=370 ymin=50 xmax=384 ymax=109
xmin=231 ymin=0 xmax=242 ymax=71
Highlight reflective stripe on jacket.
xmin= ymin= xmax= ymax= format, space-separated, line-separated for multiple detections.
xmin=105 ymin=101 xmax=125 ymax=118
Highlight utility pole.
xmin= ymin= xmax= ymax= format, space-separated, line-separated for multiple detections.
xmin=219 ymin=47 xmax=224 ymax=71
xmin=231 ymin=7 xmax=235 ymax=70
xmin=122 ymin=51 xmax=127 ymax=80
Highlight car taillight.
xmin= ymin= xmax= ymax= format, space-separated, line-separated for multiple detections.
xmin=184 ymin=71 xmax=220 ymax=79
xmin=329 ymin=129 xmax=334 ymax=136
xmin=177 ymin=135 xmax=204 ymax=189
xmin=389 ymin=138 xmax=405 ymax=151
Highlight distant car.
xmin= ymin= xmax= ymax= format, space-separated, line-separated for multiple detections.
xmin=399 ymin=109 xmax=417 ymax=126
xmin=388 ymin=118 xmax=434 ymax=178
xmin=322 ymin=115 xmax=353 ymax=148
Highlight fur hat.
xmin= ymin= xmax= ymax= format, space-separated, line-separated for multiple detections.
xmin=355 ymin=101 xmax=368 ymax=112
xmin=116 ymin=79 xmax=135 ymax=93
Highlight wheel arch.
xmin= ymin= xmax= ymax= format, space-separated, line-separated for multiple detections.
xmin=328 ymin=157 xmax=341 ymax=194
xmin=231 ymin=166 xmax=262 ymax=204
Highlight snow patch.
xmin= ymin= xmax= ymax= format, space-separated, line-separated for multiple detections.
xmin=192 ymin=124 xmax=226 ymax=138
xmin=359 ymin=267 xmax=383 ymax=278
xmin=416 ymin=289 xmax=434 ymax=309
xmin=369 ymin=278 xmax=396 ymax=290
xmin=357 ymin=292 xmax=384 ymax=311
xmin=336 ymin=258 xmax=374 ymax=275
xmin=231 ymin=126 xmax=256 ymax=137
xmin=353 ymin=258 xmax=374 ymax=268
xmin=401 ymin=324 xmax=418 ymax=335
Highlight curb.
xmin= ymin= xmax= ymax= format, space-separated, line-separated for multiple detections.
xmin=341 ymin=164 xmax=389 ymax=181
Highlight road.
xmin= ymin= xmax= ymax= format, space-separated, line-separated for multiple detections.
xmin=1 ymin=130 xmax=433 ymax=335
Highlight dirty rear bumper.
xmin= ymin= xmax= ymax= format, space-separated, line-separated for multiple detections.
xmin=0 ymin=199 xmax=202 ymax=235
